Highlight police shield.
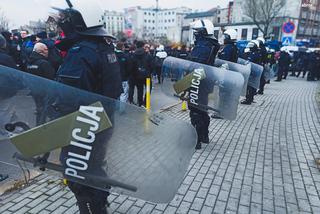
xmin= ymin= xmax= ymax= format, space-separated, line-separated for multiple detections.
xmin=0 ymin=65 xmax=196 ymax=203
xmin=263 ymin=64 xmax=274 ymax=81
xmin=215 ymin=58 xmax=251 ymax=96
xmin=162 ymin=57 xmax=245 ymax=120
xmin=237 ymin=58 xmax=263 ymax=89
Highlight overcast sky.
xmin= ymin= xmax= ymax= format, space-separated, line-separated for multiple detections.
xmin=0 ymin=0 xmax=229 ymax=29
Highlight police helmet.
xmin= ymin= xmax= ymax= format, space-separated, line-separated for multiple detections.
xmin=157 ymin=45 xmax=165 ymax=51
xmin=51 ymin=0 xmax=114 ymax=38
xmin=191 ymin=19 xmax=214 ymax=37
xmin=224 ymin=29 xmax=237 ymax=41
xmin=256 ymin=37 xmax=265 ymax=44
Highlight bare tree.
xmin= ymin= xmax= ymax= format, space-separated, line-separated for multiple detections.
xmin=0 ymin=7 xmax=9 ymax=31
xmin=243 ymin=0 xmax=286 ymax=37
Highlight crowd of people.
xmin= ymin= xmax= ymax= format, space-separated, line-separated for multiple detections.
xmin=0 ymin=1 xmax=320 ymax=212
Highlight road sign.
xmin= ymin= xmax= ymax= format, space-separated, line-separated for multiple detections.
xmin=282 ymin=21 xmax=296 ymax=34
xmin=282 ymin=36 xmax=293 ymax=46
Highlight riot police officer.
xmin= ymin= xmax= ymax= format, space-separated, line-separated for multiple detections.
xmin=218 ymin=29 xmax=239 ymax=63
xmin=241 ymin=40 xmax=261 ymax=105
xmin=188 ymin=19 xmax=220 ymax=150
xmin=51 ymin=1 xmax=122 ymax=213
xmin=256 ymin=37 xmax=268 ymax=94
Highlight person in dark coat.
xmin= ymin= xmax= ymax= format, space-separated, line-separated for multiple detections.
xmin=276 ymin=50 xmax=290 ymax=81
xmin=115 ymin=42 xmax=131 ymax=103
xmin=26 ymin=42 xmax=55 ymax=80
xmin=0 ymin=34 xmax=18 ymax=69
xmin=128 ymin=41 xmax=152 ymax=107
xmin=36 ymin=31 xmax=63 ymax=71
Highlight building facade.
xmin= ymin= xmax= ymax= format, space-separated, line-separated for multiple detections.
xmin=104 ymin=11 xmax=125 ymax=37
xmin=124 ymin=6 xmax=191 ymax=42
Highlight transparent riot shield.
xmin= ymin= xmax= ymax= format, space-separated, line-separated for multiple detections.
xmin=263 ymin=64 xmax=274 ymax=81
xmin=0 ymin=65 xmax=197 ymax=203
xmin=237 ymin=58 xmax=263 ymax=89
xmin=161 ymin=57 xmax=245 ymax=120
xmin=215 ymin=58 xmax=251 ymax=96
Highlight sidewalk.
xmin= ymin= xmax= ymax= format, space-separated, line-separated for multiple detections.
xmin=1 ymin=77 xmax=320 ymax=214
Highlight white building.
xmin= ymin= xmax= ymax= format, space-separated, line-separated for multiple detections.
xmin=124 ymin=6 xmax=191 ymax=42
xmin=231 ymin=0 xmax=320 ymax=44
xmin=104 ymin=11 xmax=125 ymax=37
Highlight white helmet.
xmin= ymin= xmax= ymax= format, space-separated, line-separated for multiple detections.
xmin=246 ymin=40 xmax=259 ymax=49
xmin=256 ymin=37 xmax=265 ymax=44
xmin=51 ymin=0 xmax=113 ymax=38
xmin=157 ymin=45 xmax=164 ymax=51
xmin=224 ymin=29 xmax=237 ymax=41
xmin=191 ymin=19 xmax=214 ymax=36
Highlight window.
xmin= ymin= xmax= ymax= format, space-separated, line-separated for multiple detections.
xmin=153 ymin=20 xmax=155 ymax=23
xmin=148 ymin=20 xmax=151 ymax=23
xmin=144 ymin=12 xmax=147 ymax=15
xmin=214 ymin=30 xmax=219 ymax=39
xmin=241 ymin=29 xmax=247 ymax=40
xmin=172 ymin=19 xmax=175 ymax=22
xmin=218 ymin=17 xmax=220 ymax=23
xmin=144 ymin=20 xmax=147 ymax=23
xmin=168 ymin=12 xmax=171 ymax=15
xmin=172 ymin=12 xmax=175 ymax=15
xmin=168 ymin=19 xmax=171 ymax=23
xmin=148 ymin=12 xmax=151 ymax=15
xmin=252 ymin=28 xmax=259 ymax=40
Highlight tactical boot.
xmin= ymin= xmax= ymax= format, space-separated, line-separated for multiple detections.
xmin=202 ymin=136 xmax=210 ymax=144
xmin=195 ymin=142 xmax=201 ymax=150
xmin=241 ymin=100 xmax=252 ymax=105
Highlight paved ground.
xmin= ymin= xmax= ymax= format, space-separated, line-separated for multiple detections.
xmin=1 ymin=77 xmax=320 ymax=214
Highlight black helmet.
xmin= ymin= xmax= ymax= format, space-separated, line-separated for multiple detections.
xmin=51 ymin=0 xmax=115 ymax=39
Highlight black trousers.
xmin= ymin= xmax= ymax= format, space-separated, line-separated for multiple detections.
xmin=68 ymin=182 xmax=109 ymax=214
xmin=128 ymin=78 xmax=144 ymax=106
xmin=259 ymin=74 xmax=266 ymax=93
xmin=155 ymin=67 xmax=162 ymax=84
xmin=190 ymin=110 xmax=210 ymax=143
xmin=245 ymin=86 xmax=256 ymax=103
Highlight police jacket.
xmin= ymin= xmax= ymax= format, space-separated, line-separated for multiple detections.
xmin=258 ymin=45 xmax=268 ymax=65
xmin=0 ymin=49 xmax=17 ymax=69
xmin=26 ymin=52 xmax=55 ymax=80
xmin=115 ymin=50 xmax=131 ymax=82
xmin=189 ymin=36 xmax=220 ymax=66
xmin=188 ymin=36 xmax=220 ymax=112
xmin=56 ymin=39 xmax=122 ymax=99
xmin=278 ymin=52 xmax=290 ymax=68
xmin=244 ymin=48 xmax=262 ymax=65
xmin=218 ymin=42 xmax=239 ymax=63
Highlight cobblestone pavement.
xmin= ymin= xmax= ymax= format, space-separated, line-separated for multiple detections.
xmin=1 ymin=78 xmax=320 ymax=214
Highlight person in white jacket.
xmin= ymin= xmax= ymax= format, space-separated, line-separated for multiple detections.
xmin=154 ymin=45 xmax=167 ymax=83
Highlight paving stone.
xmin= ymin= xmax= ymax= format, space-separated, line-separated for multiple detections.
xmin=1 ymin=78 xmax=320 ymax=214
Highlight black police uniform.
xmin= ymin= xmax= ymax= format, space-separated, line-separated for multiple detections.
xmin=258 ymin=44 xmax=267 ymax=94
xmin=56 ymin=38 xmax=122 ymax=214
xmin=218 ymin=42 xmax=239 ymax=63
xmin=188 ymin=35 xmax=220 ymax=149
xmin=277 ymin=51 xmax=290 ymax=81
